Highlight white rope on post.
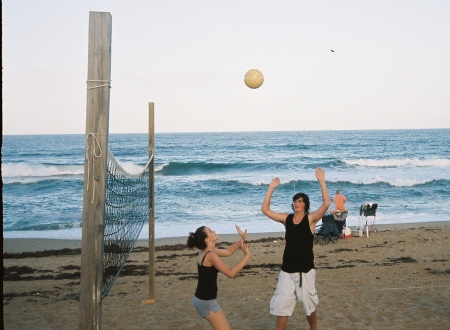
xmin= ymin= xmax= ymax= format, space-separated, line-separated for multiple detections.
xmin=86 ymin=79 xmax=111 ymax=90
xmin=85 ymin=133 xmax=103 ymax=204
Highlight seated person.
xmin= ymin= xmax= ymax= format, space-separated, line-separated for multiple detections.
xmin=330 ymin=190 xmax=348 ymax=216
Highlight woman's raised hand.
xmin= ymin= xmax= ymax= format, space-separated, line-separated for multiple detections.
xmin=241 ymin=243 xmax=250 ymax=256
xmin=235 ymin=224 xmax=247 ymax=242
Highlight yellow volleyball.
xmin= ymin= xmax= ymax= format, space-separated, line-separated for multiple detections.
xmin=244 ymin=69 xmax=264 ymax=89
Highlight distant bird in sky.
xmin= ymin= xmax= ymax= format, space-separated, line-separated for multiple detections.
xmin=331 ymin=50 xmax=334 ymax=52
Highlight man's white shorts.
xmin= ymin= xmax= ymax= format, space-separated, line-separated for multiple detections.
xmin=270 ymin=269 xmax=319 ymax=317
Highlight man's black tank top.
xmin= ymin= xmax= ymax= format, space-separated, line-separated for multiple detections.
xmin=281 ymin=214 xmax=315 ymax=273
xmin=194 ymin=251 xmax=219 ymax=300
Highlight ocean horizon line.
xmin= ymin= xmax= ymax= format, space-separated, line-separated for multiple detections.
xmin=3 ymin=127 xmax=449 ymax=136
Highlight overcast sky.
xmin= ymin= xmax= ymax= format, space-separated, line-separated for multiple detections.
xmin=3 ymin=0 xmax=450 ymax=135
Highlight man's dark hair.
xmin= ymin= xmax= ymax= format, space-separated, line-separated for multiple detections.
xmin=292 ymin=192 xmax=310 ymax=213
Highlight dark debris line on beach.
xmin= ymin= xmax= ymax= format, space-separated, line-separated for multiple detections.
xmin=4 ymin=232 xmax=449 ymax=282
xmin=4 ymin=259 xmax=449 ymax=282
xmin=2 ymin=237 xmax=286 ymax=259
xmin=3 ymin=248 xmax=82 ymax=259
xmin=3 ymin=265 xmax=81 ymax=281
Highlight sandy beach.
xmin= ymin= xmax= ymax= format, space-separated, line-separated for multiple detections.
xmin=3 ymin=221 xmax=450 ymax=329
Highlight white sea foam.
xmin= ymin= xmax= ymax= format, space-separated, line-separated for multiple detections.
xmin=2 ymin=162 xmax=84 ymax=178
xmin=4 ymin=215 xmax=448 ymax=240
xmin=356 ymin=176 xmax=435 ymax=187
xmin=344 ymin=158 xmax=450 ymax=168
xmin=175 ymin=175 xmax=438 ymax=188
xmin=113 ymin=161 xmax=147 ymax=175
xmin=156 ymin=162 xmax=170 ymax=171
xmin=1 ymin=160 xmax=161 ymax=182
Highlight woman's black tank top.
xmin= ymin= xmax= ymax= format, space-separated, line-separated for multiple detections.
xmin=281 ymin=214 xmax=315 ymax=273
xmin=194 ymin=251 xmax=219 ymax=300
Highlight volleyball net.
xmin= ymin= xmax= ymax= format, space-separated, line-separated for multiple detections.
xmin=101 ymin=149 xmax=154 ymax=299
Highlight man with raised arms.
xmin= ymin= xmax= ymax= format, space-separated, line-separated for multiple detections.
xmin=261 ymin=167 xmax=330 ymax=330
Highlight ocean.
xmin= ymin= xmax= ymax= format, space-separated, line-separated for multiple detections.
xmin=2 ymin=129 xmax=450 ymax=240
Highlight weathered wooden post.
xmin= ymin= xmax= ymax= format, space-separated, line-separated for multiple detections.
xmin=143 ymin=102 xmax=156 ymax=304
xmin=80 ymin=11 xmax=112 ymax=330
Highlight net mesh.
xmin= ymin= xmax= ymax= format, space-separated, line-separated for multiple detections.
xmin=102 ymin=149 xmax=154 ymax=299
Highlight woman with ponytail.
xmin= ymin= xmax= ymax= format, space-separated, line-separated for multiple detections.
xmin=187 ymin=225 xmax=250 ymax=330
